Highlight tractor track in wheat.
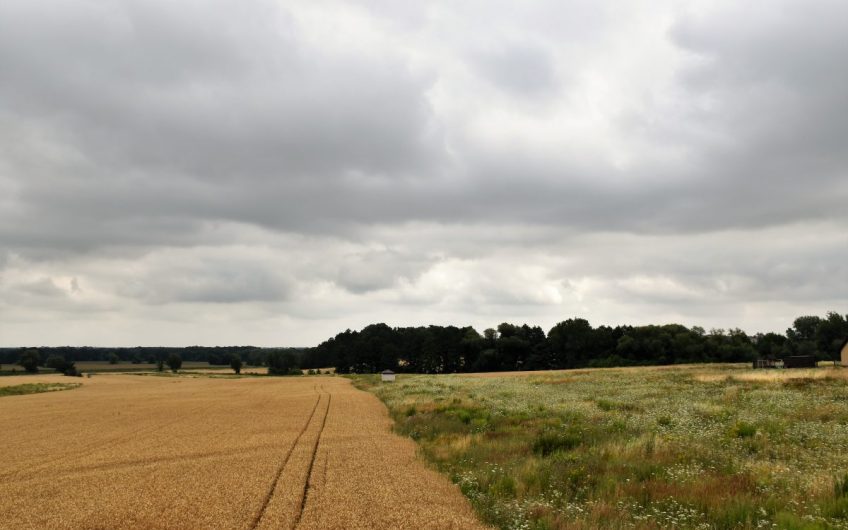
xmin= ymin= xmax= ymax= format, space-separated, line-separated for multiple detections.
xmin=250 ymin=388 xmax=323 ymax=530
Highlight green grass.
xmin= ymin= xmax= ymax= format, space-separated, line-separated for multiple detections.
xmin=0 ymin=382 xmax=81 ymax=397
xmin=353 ymin=365 xmax=848 ymax=530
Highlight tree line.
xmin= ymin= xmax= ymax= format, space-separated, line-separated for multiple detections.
xmin=302 ymin=312 xmax=848 ymax=374
xmin=3 ymin=312 xmax=845 ymax=375
xmin=0 ymin=346 xmax=305 ymax=368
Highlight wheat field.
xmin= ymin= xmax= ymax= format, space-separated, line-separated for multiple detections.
xmin=0 ymin=374 xmax=486 ymax=529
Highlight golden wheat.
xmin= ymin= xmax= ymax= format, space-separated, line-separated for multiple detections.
xmin=0 ymin=374 xmax=487 ymax=529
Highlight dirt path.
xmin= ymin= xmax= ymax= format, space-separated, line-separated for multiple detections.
xmin=0 ymin=375 xmax=486 ymax=529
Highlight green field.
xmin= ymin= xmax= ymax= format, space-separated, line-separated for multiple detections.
xmin=0 ymin=382 xmax=81 ymax=397
xmin=355 ymin=364 xmax=848 ymax=529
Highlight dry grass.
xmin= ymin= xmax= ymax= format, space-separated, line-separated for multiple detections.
xmin=0 ymin=374 xmax=487 ymax=529
xmin=693 ymin=367 xmax=848 ymax=383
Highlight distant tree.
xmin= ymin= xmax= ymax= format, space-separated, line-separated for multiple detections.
xmin=497 ymin=322 xmax=518 ymax=339
xmin=788 ymin=316 xmax=822 ymax=343
xmin=63 ymin=361 xmax=79 ymax=377
xmin=754 ymin=332 xmax=789 ymax=358
xmin=230 ymin=354 xmax=242 ymax=375
xmin=46 ymin=355 xmax=68 ymax=373
xmin=18 ymin=349 xmax=40 ymax=373
xmin=815 ymin=312 xmax=848 ymax=361
xmin=242 ymin=350 xmax=262 ymax=367
xmin=548 ymin=318 xmax=596 ymax=368
xmin=107 ymin=353 xmax=120 ymax=365
xmin=267 ymin=350 xmax=300 ymax=375
xmin=156 ymin=358 xmax=165 ymax=372
xmin=166 ymin=353 xmax=182 ymax=372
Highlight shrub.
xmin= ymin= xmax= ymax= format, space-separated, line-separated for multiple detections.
xmin=108 ymin=353 xmax=120 ymax=365
xmin=596 ymin=399 xmax=641 ymax=412
xmin=533 ymin=430 xmax=582 ymax=456
xmin=820 ymin=475 xmax=848 ymax=521
xmin=835 ymin=474 xmax=848 ymax=498
xmin=490 ymin=475 xmax=516 ymax=497
xmin=731 ymin=421 xmax=757 ymax=438
xmin=774 ymin=512 xmax=828 ymax=530
xmin=821 ymin=497 xmax=848 ymax=520
xmin=712 ymin=499 xmax=758 ymax=528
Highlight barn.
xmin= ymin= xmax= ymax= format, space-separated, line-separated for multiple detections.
xmin=841 ymin=338 xmax=848 ymax=367
xmin=784 ymin=355 xmax=817 ymax=368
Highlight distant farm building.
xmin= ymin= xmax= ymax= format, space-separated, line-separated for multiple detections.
xmin=841 ymin=339 xmax=848 ymax=367
xmin=753 ymin=358 xmax=780 ymax=369
xmin=381 ymin=370 xmax=396 ymax=382
xmin=784 ymin=355 xmax=816 ymax=368
xmin=753 ymin=355 xmax=816 ymax=369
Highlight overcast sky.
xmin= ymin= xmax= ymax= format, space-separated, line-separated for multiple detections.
xmin=1 ymin=0 xmax=846 ymax=347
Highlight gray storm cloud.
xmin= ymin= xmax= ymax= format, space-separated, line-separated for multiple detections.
xmin=0 ymin=0 xmax=845 ymax=346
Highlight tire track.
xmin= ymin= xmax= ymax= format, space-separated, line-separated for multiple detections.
xmin=250 ymin=388 xmax=324 ymax=530
xmin=293 ymin=386 xmax=332 ymax=530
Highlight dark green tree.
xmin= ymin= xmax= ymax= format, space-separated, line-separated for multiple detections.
xmin=788 ymin=316 xmax=822 ymax=342
xmin=63 ymin=361 xmax=79 ymax=377
xmin=815 ymin=312 xmax=848 ymax=361
xmin=107 ymin=352 xmax=120 ymax=365
xmin=166 ymin=353 xmax=182 ymax=372
xmin=230 ymin=354 xmax=242 ymax=375
xmin=267 ymin=350 xmax=300 ymax=375
xmin=18 ymin=349 xmax=40 ymax=373
xmin=46 ymin=355 xmax=68 ymax=373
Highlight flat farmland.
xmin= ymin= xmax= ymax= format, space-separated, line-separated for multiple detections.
xmin=0 ymin=374 xmax=486 ymax=529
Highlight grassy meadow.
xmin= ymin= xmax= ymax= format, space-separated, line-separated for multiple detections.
xmin=355 ymin=364 xmax=848 ymax=529
xmin=0 ymin=381 xmax=81 ymax=397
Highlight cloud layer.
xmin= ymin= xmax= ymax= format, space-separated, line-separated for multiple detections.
xmin=1 ymin=0 xmax=846 ymax=346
